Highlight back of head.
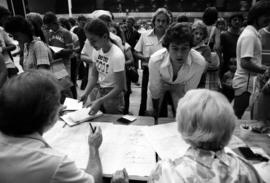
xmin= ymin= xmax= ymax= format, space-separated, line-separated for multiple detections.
xmin=162 ymin=22 xmax=192 ymax=49
xmin=59 ymin=17 xmax=71 ymax=30
xmin=43 ymin=12 xmax=58 ymax=25
xmin=176 ymin=89 xmax=236 ymax=151
xmin=4 ymin=15 xmax=34 ymax=39
xmin=98 ymin=14 xmax=112 ymax=26
xmin=26 ymin=12 xmax=43 ymax=28
xmin=247 ymin=0 xmax=270 ymax=25
xmin=0 ymin=5 xmax=10 ymax=25
xmin=0 ymin=70 xmax=61 ymax=136
xmin=84 ymin=18 xmax=109 ymax=37
xmin=202 ymin=7 xmax=218 ymax=26
xmin=177 ymin=15 xmax=189 ymax=23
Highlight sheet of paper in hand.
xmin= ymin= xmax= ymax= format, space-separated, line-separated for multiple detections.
xmin=61 ymin=107 xmax=103 ymax=126
xmin=63 ymin=98 xmax=83 ymax=111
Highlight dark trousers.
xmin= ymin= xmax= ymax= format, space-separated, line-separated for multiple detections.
xmin=124 ymin=75 xmax=132 ymax=114
xmin=70 ymin=56 xmax=77 ymax=98
xmin=139 ymin=67 xmax=149 ymax=116
xmin=222 ymin=84 xmax=235 ymax=103
xmin=233 ymin=91 xmax=251 ymax=119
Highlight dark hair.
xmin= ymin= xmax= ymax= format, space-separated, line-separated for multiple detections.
xmin=247 ymin=0 xmax=270 ymax=25
xmin=68 ymin=17 xmax=76 ymax=26
xmin=152 ymin=8 xmax=171 ymax=27
xmin=98 ymin=14 xmax=112 ymax=25
xmin=177 ymin=15 xmax=189 ymax=23
xmin=43 ymin=12 xmax=58 ymax=25
xmin=202 ymin=7 xmax=218 ymax=26
xmin=59 ymin=17 xmax=71 ymax=30
xmin=228 ymin=13 xmax=244 ymax=26
xmin=84 ymin=18 xmax=109 ymax=38
xmin=4 ymin=16 xmax=34 ymax=39
xmin=26 ymin=13 xmax=46 ymax=43
xmin=77 ymin=15 xmax=87 ymax=22
xmin=0 ymin=70 xmax=61 ymax=136
xmin=162 ymin=22 xmax=192 ymax=49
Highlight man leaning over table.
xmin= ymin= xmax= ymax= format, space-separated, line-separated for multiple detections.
xmin=149 ymin=23 xmax=207 ymax=121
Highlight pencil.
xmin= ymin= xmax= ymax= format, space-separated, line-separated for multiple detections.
xmin=89 ymin=123 xmax=96 ymax=133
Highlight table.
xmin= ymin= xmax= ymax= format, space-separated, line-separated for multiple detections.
xmin=56 ymin=115 xmax=270 ymax=182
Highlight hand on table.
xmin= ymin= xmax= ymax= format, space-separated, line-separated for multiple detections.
xmin=88 ymin=99 xmax=103 ymax=115
xmin=88 ymin=126 xmax=102 ymax=149
xmin=111 ymin=168 xmax=129 ymax=183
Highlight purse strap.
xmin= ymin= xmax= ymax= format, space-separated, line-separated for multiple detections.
xmin=207 ymin=26 xmax=215 ymax=46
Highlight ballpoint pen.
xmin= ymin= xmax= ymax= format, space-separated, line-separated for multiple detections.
xmin=89 ymin=122 xmax=96 ymax=133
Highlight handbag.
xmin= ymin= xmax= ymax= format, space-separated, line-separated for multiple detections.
xmin=126 ymin=65 xmax=139 ymax=83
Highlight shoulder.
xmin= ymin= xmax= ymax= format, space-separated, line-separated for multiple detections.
xmin=150 ymin=48 xmax=168 ymax=64
xmin=190 ymin=49 xmax=207 ymax=66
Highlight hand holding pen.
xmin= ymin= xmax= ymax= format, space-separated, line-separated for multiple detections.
xmin=88 ymin=123 xmax=102 ymax=149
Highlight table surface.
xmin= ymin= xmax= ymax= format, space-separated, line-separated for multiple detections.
xmin=71 ymin=114 xmax=270 ymax=182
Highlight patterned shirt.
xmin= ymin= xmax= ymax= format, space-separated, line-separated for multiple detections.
xmin=148 ymin=147 xmax=264 ymax=183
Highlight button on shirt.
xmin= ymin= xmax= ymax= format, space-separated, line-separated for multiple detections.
xmin=0 ymin=132 xmax=94 ymax=183
xmin=233 ymin=25 xmax=262 ymax=96
xmin=149 ymin=48 xmax=207 ymax=108
xmin=134 ymin=29 xmax=163 ymax=58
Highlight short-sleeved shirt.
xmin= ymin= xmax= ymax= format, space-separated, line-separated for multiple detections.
xmin=233 ymin=25 xmax=262 ymax=96
xmin=0 ymin=132 xmax=94 ymax=183
xmin=134 ymin=29 xmax=163 ymax=58
xmin=47 ymin=26 xmax=73 ymax=75
xmin=148 ymin=146 xmax=264 ymax=183
xmin=0 ymin=27 xmax=16 ymax=69
xmin=92 ymin=44 xmax=125 ymax=88
xmin=23 ymin=39 xmax=51 ymax=71
xmin=149 ymin=48 xmax=207 ymax=108
xmin=81 ymin=40 xmax=94 ymax=58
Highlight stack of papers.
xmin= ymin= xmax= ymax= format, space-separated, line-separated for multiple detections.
xmin=61 ymin=98 xmax=103 ymax=126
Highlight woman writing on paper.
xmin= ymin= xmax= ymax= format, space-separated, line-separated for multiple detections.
xmin=80 ymin=19 xmax=125 ymax=115
xmin=0 ymin=70 xmax=103 ymax=183
xmin=148 ymin=89 xmax=264 ymax=183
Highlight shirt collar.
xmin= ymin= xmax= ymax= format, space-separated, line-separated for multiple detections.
xmin=183 ymin=146 xmax=230 ymax=168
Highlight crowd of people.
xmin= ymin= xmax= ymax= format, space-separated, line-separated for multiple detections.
xmin=0 ymin=0 xmax=270 ymax=182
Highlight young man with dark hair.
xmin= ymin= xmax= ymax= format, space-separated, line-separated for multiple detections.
xmin=149 ymin=23 xmax=207 ymax=121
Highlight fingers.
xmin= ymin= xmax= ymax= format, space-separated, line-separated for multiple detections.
xmin=111 ymin=169 xmax=129 ymax=183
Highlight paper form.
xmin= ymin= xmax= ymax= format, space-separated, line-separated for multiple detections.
xmin=49 ymin=46 xmax=63 ymax=53
xmin=44 ymin=122 xmax=156 ymax=178
xmin=99 ymin=124 xmax=156 ymax=177
xmin=63 ymin=98 xmax=83 ymax=111
xmin=142 ymin=122 xmax=190 ymax=160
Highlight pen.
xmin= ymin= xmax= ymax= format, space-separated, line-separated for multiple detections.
xmin=89 ymin=122 xmax=96 ymax=133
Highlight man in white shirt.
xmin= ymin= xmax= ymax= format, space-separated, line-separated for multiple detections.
xmin=232 ymin=0 xmax=270 ymax=119
xmin=134 ymin=8 xmax=171 ymax=116
xmin=149 ymin=23 xmax=207 ymax=122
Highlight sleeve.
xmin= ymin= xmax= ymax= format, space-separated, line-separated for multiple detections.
xmin=134 ymin=34 xmax=144 ymax=53
xmin=81 ymin=40 xmax=93 ymax=57
xmin=148 ymin=160 xmax=184 ymax=183
xmin=63 ymin=31 xmax=74 ymax=49
xmin=186 ymin=58 xmax=207 ymax=90
xmin=52 ymin=156 xmax=94 ymax=183
xmin=112 ymin=47 xmax=125 ymax=72
xmin=149 ymin=58 xmax=162 ymax=99
xmin=34 ymin=41 xmax=51 ymax=66
xmin=240 ymin=35 xmax=256 ymax=59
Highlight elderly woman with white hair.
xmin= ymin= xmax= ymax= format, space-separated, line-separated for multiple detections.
xmin=149 ymin=89 xmax=264 ymax=183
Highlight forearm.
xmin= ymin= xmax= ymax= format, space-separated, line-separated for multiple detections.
xmin=86 ymin=147 xmax=103 ymax=183
xmin=81 ymin=54 xmax=93 ymax=64
xmin=134 ymin=51 xmax=146 ymax=61
xmin=3 ymin=45 xmax=16 ymax=52
xmin=84 ymin=76 xmax=97 ymax=96
xmin=241 ymin=58 xmax=266 ymax=74
xmin=98 ymin=86 xmax=123 ymax=103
